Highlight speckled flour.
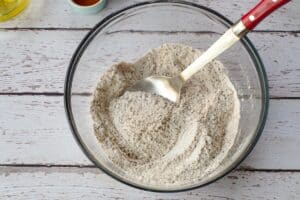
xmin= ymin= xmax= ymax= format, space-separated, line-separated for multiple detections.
xmin=91 ymin=44 xmax=240 ymax=185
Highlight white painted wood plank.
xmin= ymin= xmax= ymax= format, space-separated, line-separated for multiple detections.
xmin=0 ymin=30 xmax=299 ymax=97
xmin=1 ymin=96 xmax=299 ymax=169
xmin=0 ymin=167 xmax=299 ymax=200
xmin=0 ymin=95 xmax=91 ymax=165
xmin=0 ymin=0 xmax=298 ymax=31
xmin=248 ymin=32 xmax=300 ymax=97
xmin=0 ymin=30 xmax=84 ymax=93
xmin=244 ymin=99 xmax=300 ymax=169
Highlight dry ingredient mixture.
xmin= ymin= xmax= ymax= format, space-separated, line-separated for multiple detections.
xmin=91 ymin=44 xmax=240 ymax=185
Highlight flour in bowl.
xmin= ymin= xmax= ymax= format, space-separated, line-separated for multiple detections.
xmin=91 ymin=44 xmax=240 ymax=185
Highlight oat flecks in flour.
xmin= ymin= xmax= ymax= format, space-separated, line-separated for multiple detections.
xmin=91 ymin=44 xmax=240 ymax=186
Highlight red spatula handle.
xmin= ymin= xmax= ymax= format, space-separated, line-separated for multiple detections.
xmin=241 ymin=0 xmax=291 ymax=30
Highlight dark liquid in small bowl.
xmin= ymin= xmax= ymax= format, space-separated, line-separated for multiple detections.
xmin=72 ymin=0 xmax=100 ymax=6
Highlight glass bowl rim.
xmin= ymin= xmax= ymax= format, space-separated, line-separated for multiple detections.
xmin=64 ymin=0 xmax=269 ymax=193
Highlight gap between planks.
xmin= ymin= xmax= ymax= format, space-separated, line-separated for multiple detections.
xmin=0 ymin=27 xmax=299 ymax=34
xmin=0 ymin=93 xmax=299 ymax=99
xmin=1 ymin=164 xmax=300 ymax=173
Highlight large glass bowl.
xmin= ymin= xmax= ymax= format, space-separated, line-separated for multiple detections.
xmin=64 ymin=0 xmax=269 ymax=192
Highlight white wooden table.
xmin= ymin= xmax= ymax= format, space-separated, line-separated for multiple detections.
xmin=0 ymin=0 xmax=299 ymax=199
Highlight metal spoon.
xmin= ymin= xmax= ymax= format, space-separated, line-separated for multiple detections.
xmin=128 ymin=0 xmax=290 ymax=102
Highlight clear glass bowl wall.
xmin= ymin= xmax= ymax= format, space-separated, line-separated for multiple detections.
xmin=65 ymin=1 xmax=268 ymax=192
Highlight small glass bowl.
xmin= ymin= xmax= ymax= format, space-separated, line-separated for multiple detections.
xmin=64 ymin=0 xmax=269 ymax=192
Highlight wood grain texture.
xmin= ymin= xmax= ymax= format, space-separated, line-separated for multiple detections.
xmin=0 ymin=95 xmax=91 ymax=165
xmin=1 ymin=96 xmax=300 ymax=169
xmin=0 ymin=0 xmax=298 ymax=31
xmin=0 ymin=0 xmax=299 ymax=197
xmin=0 ymin=167 xmax=299 ymax=200
xmin=0 ymin=30 xmax=299 ymax=97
